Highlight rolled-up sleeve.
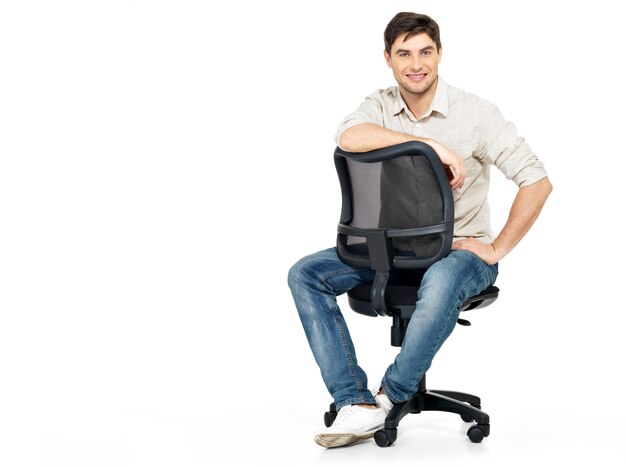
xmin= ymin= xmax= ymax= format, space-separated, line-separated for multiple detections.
xmin=334 ymin=92 xmax=385 ymax=147
xmin=480 ymin=105 xmax=548 ymax=187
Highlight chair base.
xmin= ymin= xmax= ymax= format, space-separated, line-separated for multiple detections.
xmin=324 ymin=374 xmax=490 ymax=447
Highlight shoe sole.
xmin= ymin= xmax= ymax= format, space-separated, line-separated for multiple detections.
xmin=314 ymin=429 xmax=379 ymax=448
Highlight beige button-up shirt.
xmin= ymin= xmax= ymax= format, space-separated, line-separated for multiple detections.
xmin=335 ymin=78 xmax=548 ymax=243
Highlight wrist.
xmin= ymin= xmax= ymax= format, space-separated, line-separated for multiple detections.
xmin=419 ymin=137 xmax=437 ymax=150
xmin=490 ymin=242 xmax=506 ymax=263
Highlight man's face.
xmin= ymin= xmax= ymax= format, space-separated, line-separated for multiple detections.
xmin=384 ymin=32 xmax=441 ymax=98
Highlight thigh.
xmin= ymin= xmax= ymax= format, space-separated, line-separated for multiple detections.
xmin=289 ymin=247 xmax=376 ymax=296
xmin=420 ymin=249 xmax=498 ymax=302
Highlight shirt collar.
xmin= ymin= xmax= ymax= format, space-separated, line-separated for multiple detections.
xmin=392 ymin=77 xmax=449 ymax=119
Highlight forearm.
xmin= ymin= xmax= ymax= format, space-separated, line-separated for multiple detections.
xmin=491 ymin=177 xmax=553 ymax=260
xmin=338 ymin=122 xmax=466 ymax=189
xmin=339 ymin=123 xmax=430 ymax=153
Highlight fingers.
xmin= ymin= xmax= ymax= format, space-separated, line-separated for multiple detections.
xmin=452 ymin=239 xmax=499 ymax=264
xmin=452 ymin=239 xmax=479 ymax=257
xmin=452 ymin=239 xmax=471 ymax=250
xmin=451 ymin=173 xmax=464 ymax=190
xmin=434 ymin=143 xmax=466 ymax=190
xmin=448 ymin=161 xmax=466 ymax=190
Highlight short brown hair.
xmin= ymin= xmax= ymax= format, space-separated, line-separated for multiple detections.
xmin=384 ymin=12 xmax=441 ymax=54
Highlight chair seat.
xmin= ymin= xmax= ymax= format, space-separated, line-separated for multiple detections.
xmin=347 ymin=283 xmax=499 ymax=319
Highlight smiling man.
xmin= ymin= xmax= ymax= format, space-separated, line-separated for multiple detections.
xmin=288 ymin=12 xmax=552 ymax=448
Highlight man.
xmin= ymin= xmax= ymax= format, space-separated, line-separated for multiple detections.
xmin=287 ymin=12 xmax=552 ymax=448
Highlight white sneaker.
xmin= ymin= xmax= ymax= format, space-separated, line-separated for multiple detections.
xmin=375 ymin=392 xmax=394 ymax=413
xmin=314 ymin=404 xmax=387 ymax=448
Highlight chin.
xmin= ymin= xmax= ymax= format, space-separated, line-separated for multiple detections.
xmin=404 ymin=83 xmax=429 ymax=95
xmin=406 ymin=79 xmax=435 ymax=95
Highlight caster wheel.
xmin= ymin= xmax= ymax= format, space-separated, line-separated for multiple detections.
xmin=374 ymin=429 xmax=397 ymax=447
xmin=323 ymin=411 xmax=336 ymax=427
xmin=460 ymin=404 xmax=480 ymax=423
xmin=324 ymin=403 xmax=337 ymax=427
xmin=467 ymin=425 xmax=488 ymax=443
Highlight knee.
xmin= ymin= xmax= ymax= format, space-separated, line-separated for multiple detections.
xmin=288 ymin=248 xmax=340 ymax=293
xmin=287 ymin=257 xmax=306 ymax=291
xmin=287 ymin=253 xmax=319 ymax=292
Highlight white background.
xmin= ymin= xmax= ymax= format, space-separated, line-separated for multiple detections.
xmin=1 ymin=1 xmax=625 ymax=466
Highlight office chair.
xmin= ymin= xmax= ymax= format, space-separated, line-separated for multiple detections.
xmin=324 ymin=141 xmax=499 ymax=447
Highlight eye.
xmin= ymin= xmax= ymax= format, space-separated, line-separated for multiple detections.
xmin=422 ymin=50 xmax=432 ymax=56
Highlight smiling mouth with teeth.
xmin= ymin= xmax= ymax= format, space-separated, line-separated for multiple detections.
xmin=407 ymin=73 xmax=427 ymax=81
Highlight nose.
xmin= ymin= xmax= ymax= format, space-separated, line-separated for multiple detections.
xmin=409 ymin=55 xmax=423 ymax=70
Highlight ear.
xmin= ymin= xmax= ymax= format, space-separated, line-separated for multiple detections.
xmin=437 ymin=46 xmax=443 ymax=64
xmin=384 ymin=49 xmax=392 ymax=68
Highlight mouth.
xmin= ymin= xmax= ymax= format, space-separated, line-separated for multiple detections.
xmin=406 ymin=72 xmax=427 ymax=82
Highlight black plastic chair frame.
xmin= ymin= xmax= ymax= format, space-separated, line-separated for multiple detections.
xmin=327 ymin=141 xmax=499 ymax=446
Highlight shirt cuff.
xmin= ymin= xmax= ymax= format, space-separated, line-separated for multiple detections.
xmin=334 ymin=118 xmax=370 ymax=149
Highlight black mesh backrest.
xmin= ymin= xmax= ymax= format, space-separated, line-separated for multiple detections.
xmin=335 ymin=141 xmax=454 ymax=270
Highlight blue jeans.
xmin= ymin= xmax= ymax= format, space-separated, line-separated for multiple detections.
xmin=287 ymin=247 xmax=498 ymax=410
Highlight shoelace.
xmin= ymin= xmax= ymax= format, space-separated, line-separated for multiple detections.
xmin=333 ymin=405 xmax=359 ymax=424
